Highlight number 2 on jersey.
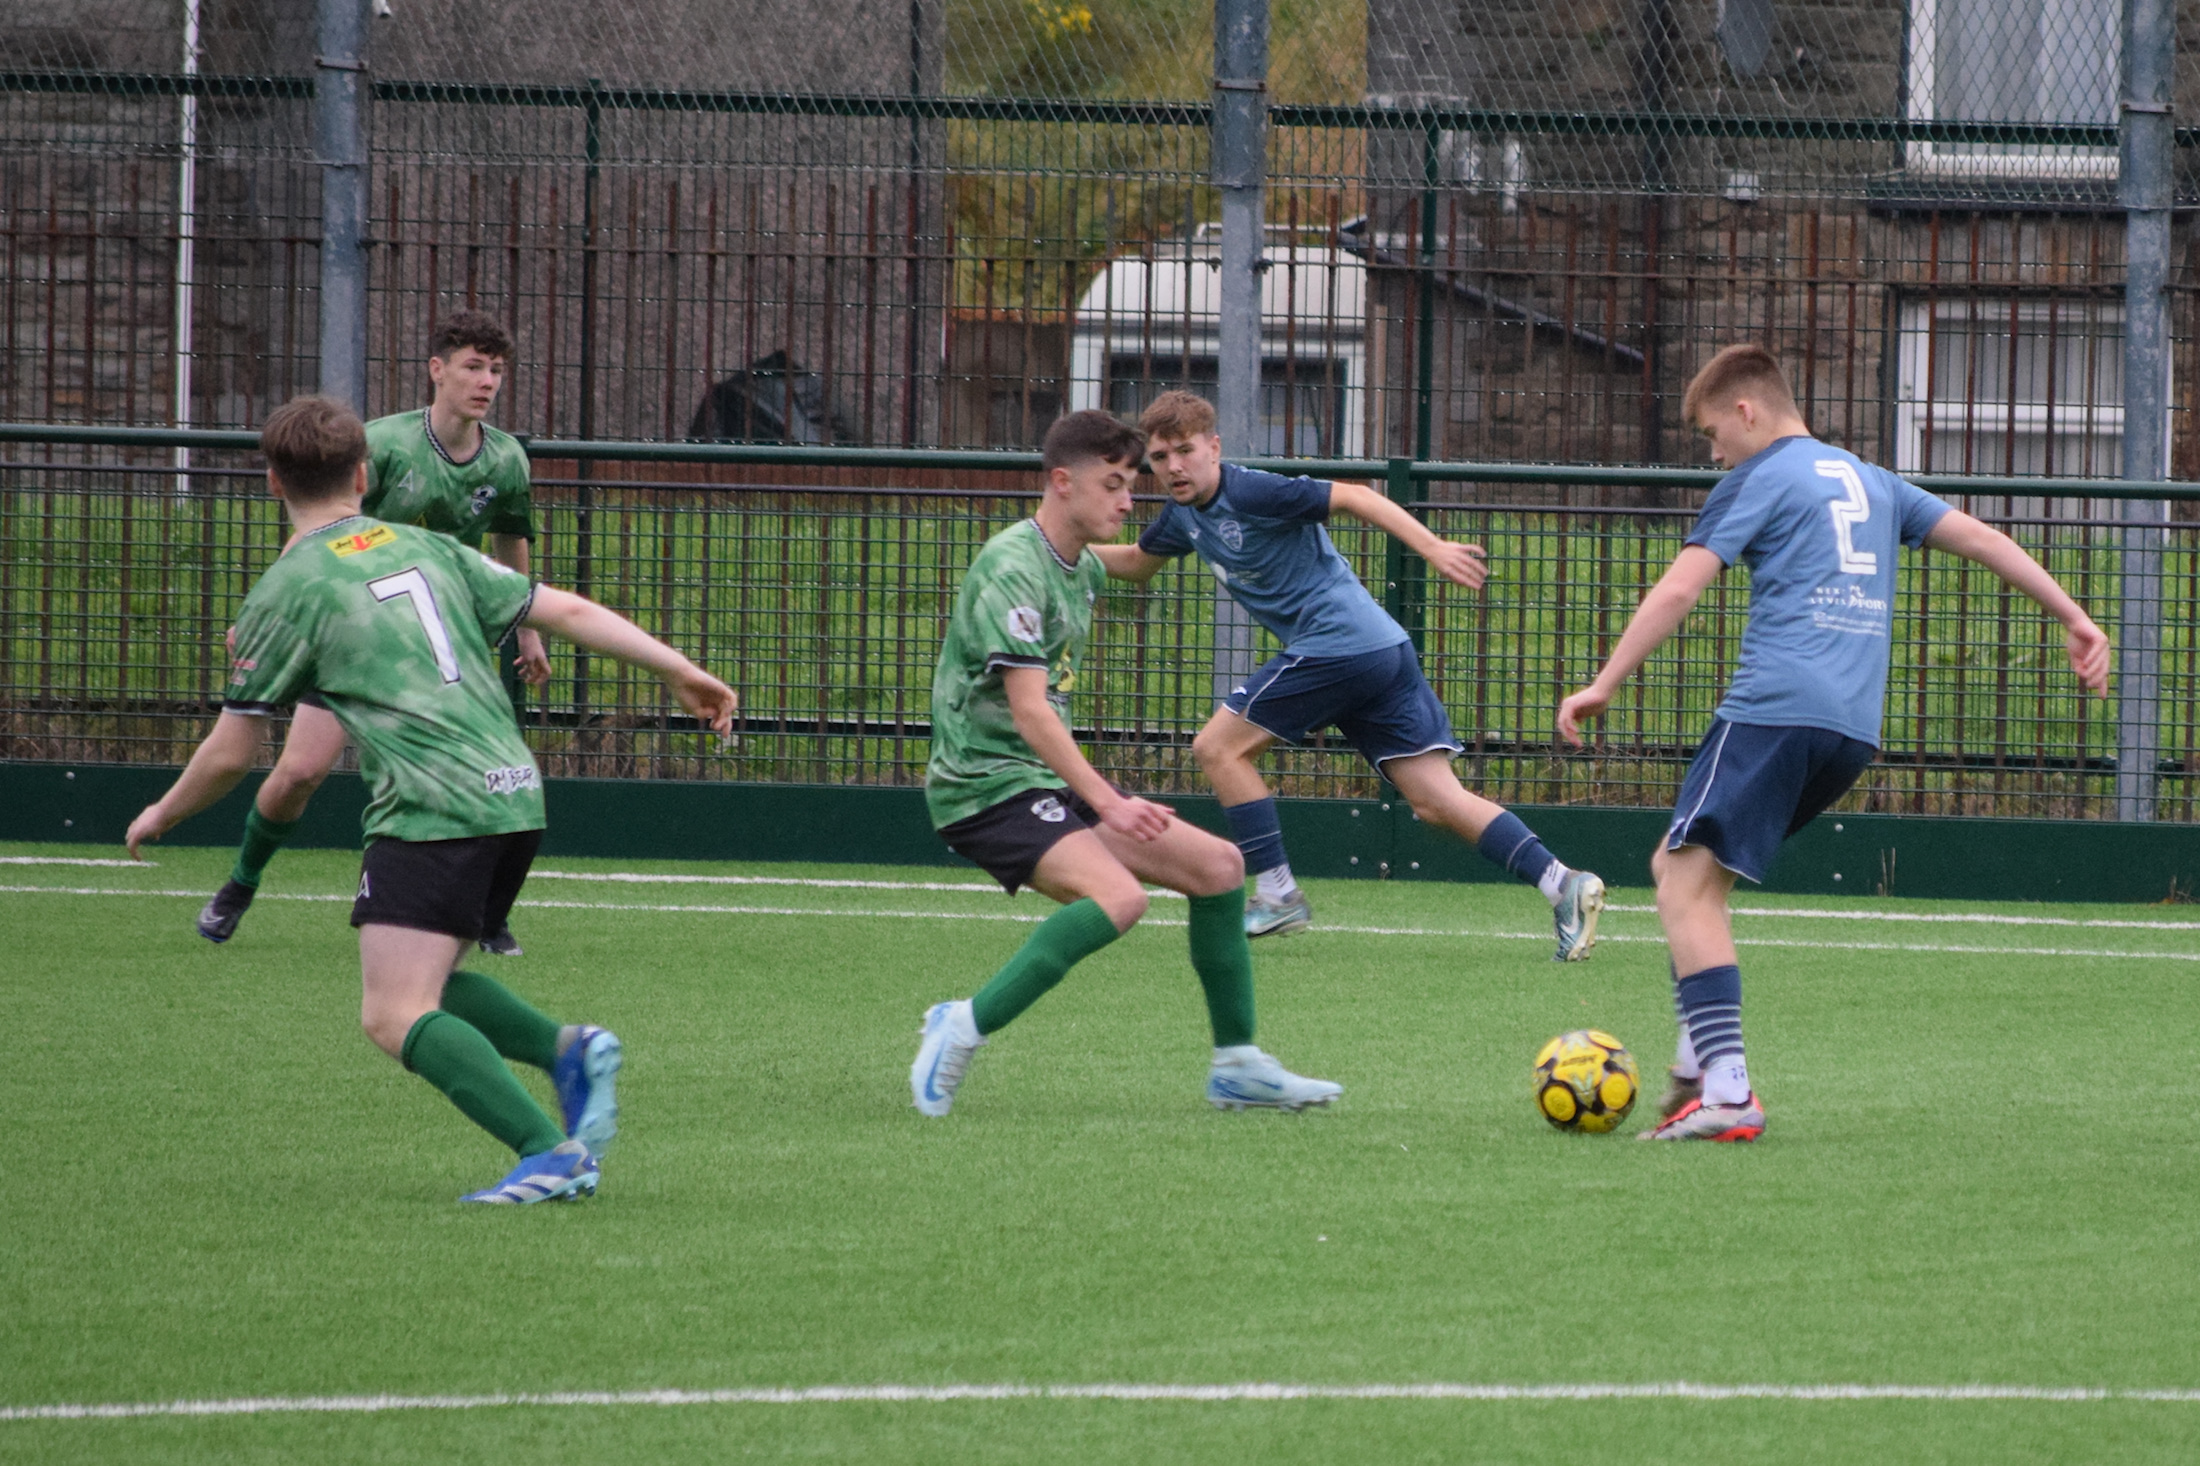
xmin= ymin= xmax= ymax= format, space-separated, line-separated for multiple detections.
xmin=367 ymin=567 xmax=463 ymax=683
xmin=1814 ymin=459 xmax=1879 ymax=576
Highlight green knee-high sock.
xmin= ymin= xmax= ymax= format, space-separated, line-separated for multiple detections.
xmin=440 ymin=970 xmax=561 ymax=1072
xmin=401 ymin=1012 xmax=564 ymax=1157
xmin=970 ymin=898 xmax=1121 ymax=1035
xmin=230 ymin=807 xmax=300 ymax=890
xmin=1188 ymin=889 xmax=1257 ymax=1048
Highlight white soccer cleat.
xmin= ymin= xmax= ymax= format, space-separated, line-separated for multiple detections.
xmin=1205 ymin=1046 xmax=1342 ymax=1111
xmin=910 ymin=999 xmax=985 ymax=1117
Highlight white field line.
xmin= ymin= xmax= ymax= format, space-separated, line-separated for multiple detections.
xmin=1604 ymin=902 xmax=2200 ymax=932
xmin=522 ymin=871 xmax=2200 ymax=931
xmin=0 ymin=856 xmax=155 ymax=868
xmin=5 ymin=1381 xmax=2199 ymax=1420
xmin=3 ymin=885 xmax=2196 ymax=963
xmin=530 ymin=868 xmax=1187 ymax=899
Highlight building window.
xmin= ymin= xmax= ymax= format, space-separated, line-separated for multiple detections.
xmin=1906 ymin=0 xmax=2119 ymax=178
xmin=1894 ymin=297 xmax=2124 ymax=478
xmin=1105 ymin=357 xmax=1347 ymax=459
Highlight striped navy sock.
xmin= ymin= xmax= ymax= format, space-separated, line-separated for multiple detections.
xmin=1676 ymin=964 xmax=1747 ymax=1103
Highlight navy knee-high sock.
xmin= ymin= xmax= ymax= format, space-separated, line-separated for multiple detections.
xmin=1474 ymin=811 xmax=1561 ymax=895
xmin=1221 ymin=796 xmax=1293 ymax=894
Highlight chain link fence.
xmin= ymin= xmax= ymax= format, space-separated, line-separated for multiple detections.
xmin=3 ymin=2 xmax=2197 ymax=821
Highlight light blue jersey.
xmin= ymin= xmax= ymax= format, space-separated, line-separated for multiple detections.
xmin=1688 ymin=436 xmax=1951 ymax=746
xmin=1137 ymin=463 xmax=1410 ymax=658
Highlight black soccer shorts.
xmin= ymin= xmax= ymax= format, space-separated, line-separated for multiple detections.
xmin=350 ymin=829 xmax=544 ymax=941
xmin=936 ymin=787 xmax=1102 ymax=894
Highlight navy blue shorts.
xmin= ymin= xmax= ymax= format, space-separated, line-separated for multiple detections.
xmin=1665 ymin=719 xmax=1877 ymax=883
xmin=1224 ymin=642 xmax=1462 ymax=771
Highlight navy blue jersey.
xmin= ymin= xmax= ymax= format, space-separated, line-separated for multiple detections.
xmin=1137 ymin=463 xmax=1409 ymax=658
xmin=1687 ymin=436 xmax=1952 ymax=746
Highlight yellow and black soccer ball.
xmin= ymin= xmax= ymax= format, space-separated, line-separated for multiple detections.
xmin=1533 ymin=1029 xmax=1640 ymax=1133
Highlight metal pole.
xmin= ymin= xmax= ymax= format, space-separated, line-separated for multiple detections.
xmin=2117 ymin=0 xmax=2173 ymax=821
xmin=1414 ymin=119 xmax=1438 ymax=460
xmin=173 ymin=0 xmax=199 ymax=497
xmin=572 ymin=79 xmax=604 ymax=716
xmin=1211 ymin=0 xmax=1267 ymax=707
xmin=314 ymin=0 xmax=369 ymax=412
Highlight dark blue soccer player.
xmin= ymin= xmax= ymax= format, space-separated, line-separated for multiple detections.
xmin=1560 ymin=344 xmax=2110 ymax=1141
xmin=1094 ymin=390 xmax=1608 ymax=959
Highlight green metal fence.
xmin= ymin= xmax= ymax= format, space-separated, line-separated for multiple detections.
xmin=4 ymin=428 xmax=2193 ymax=822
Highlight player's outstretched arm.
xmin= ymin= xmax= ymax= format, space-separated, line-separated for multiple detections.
xmin=524 ymin=586 xmax=738 ymax=733
xmin=125 ymin=711 xmax=269 ymax=858
xmin=1000 ymin=666 xmax=1171 ymax=842
xmin=490 ymin=533 xmax=552 ymax=685
xmin=1923 ymin=510 xmax=2111 ymax=695
xmin=1090 ymin=543 xmax=1169 ymax=583
xmin=1327 ymin=482 xmax=1489 ymax=589
xmin=1557 ymin=545 xmax=1725 ymax=746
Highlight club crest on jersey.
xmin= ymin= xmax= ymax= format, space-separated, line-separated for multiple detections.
xmin=328 ymin=524 xmax=398 ymax=558
xmin=469 ymin=484 xmax=499 ymax=518
xmin=1030 ymin=795 xmax=1068 ymax=823
xmin=1217 ymin=519 xmax=1244 ymax=551
xmin=1006 ymin=606 xmax=1044 ymax=643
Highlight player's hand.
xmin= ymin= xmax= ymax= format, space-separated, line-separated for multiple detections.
xmin=224 ymin=625 xmax=237 ymax=657
xmin=513 ymin=628 xmax=553 ymax=686
xmin=124 ymin=803 xmax=171 ymax=861
xmin=1098 ymin=793 xmax=1173 ymax=842
xmin=1556 ymin=685 xmax=1612 ymax=748
xmin=2065 ymin=616 xmax=2111 ymax=696
xmin=665 ymin=662 xmax=738 ymax=736
xmin=1425 ymin=539 xmax=1489 ymax=591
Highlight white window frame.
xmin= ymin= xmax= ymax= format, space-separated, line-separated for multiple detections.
xmin=1893 ymin=297 xmax=2127 ymax=484
xmin=1905 ymin=0 xmax=2119 ymax=181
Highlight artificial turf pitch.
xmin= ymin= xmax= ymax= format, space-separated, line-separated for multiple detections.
xmin=3 ymin=839 xmax=2196 ymax=1464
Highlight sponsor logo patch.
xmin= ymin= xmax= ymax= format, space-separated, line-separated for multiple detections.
xmin=483 ymin=765 xmax=542 ymax=796
xmin=1006 ymin=605 xmax=1044 ymax=643
xmin=328 ymin=524 xmax=399 ymax=558
xmin=1031 ymin=796 xmax=1068 ymax=823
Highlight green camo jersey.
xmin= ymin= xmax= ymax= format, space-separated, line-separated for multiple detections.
xmin=224 ymin=517 xmax=545 ymax=843
xmin=925 ymin=518 xmax=1108 ymax=829
xmin=363 ymin=409 xmax=535 ymax=550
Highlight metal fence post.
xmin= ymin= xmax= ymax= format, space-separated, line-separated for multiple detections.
xmin=314 ymin=0 xmax=369 ymax=412
xmin=1382 ymin=456 xmax=1425 ymax=652
xmin=1210 ymin=0 xmax=1267 ymax=708
xmin=2117 ymin=0 xmax=2173 ymax=822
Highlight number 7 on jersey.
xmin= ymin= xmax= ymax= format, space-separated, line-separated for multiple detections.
xmin=367 ymin=567 xmax=464 ymax=683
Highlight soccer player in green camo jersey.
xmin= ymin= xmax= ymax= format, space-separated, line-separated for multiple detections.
xmin=195 ymin=311 xmax=546 ymax=954
xmin=910 ymin=409 xmax=1341 ymax=1117
xmin=127 ymin=397 xmax=737 ymax=1204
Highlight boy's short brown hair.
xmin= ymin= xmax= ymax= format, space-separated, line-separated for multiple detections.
xmin=429 ymin=309 xmax=513 ymax=363
xmin=1138 ymin=389 xmax=1217 ymax=443
xmin=1683 ymin=344 xmax=1800 ymax=427
xmin=1041 ymin=409 xmax=1145 ymax=473
xmin=260 ymin=395 xmax=367 ymax=503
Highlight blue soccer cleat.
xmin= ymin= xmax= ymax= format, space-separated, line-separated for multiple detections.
xmin=910 ymin=999 xmax=985 ymax=1117
xmin=1245 ymin=890 xmax=1314 ymax=940
xmin=553 ymin=1026 xmax=623 ymax=1154
xmin=459 ymin=1139 xmax=599 ymax=1203
xmin=1206 ymin=1047 xmax=1342 ymax=1111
